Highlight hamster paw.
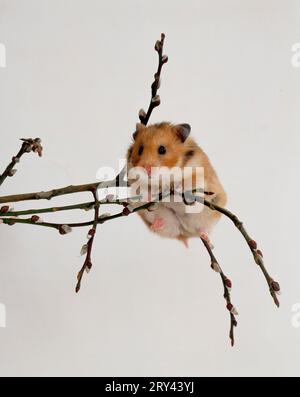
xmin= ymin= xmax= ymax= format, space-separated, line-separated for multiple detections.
xmin=150 ymin=217 xmax=166 ymax=232
xmin=199 ymin=230 xmax=214 ymax=249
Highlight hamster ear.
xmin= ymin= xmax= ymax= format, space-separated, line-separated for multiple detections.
xmin=133 ymin=123 xmax=146 ymax=140
xmin=175 ymin=123 xmax=191 ymax=142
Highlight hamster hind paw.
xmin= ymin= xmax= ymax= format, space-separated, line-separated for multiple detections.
xmin=150 ymin=217 xmax=166 ymax=232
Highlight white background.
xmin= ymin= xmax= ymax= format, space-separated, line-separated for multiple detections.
xmin=0 ymin=0 xmax=300 ymax=376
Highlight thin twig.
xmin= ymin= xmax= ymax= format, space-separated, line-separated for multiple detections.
xmin=198 ymin=197 xmax=281 ymax=307
xmin=200 ymin=238 xmax=237 ymax=346
xmin=0 ymin=138 xmax=43 ymax=187
xmin=139 ymin=33 xmax=168 ymax=126
xmin=75 ymin=189 xmax=100 ymax=293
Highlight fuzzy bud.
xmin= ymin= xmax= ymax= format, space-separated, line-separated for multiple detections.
xmin=151 ymin=95 xmax=160 ymax=107
xmin=106 ymin=194 xmax=115 ymax=202
xmin=257 ymin=250 xmax=263 ymax=258
xmin=154 ymin=40 xmax=161 ymax=52
xmin=12 ymin=156 xmax=20 ymax=163
xmin=80 ymin=244 xmax=88 ymax=256
xmin=85 ymin=261 xmax=92 ymax=273
xmin=59 ymin=224 xmax=72 ymax=235
xmin=271 ymin=280 xmax=281 ymax=294
xmin=161 ymin=55 xmax=168 ymax=64
xmin=226 ymin=303 xmax=238 ymax=315
xmin=138 ymin=109 xmax=146 ymax=121
xmin=211 ymin=261 xmax=221 ymax=273
xmin=249 ymin=239 xmax=257 ymax=250
xmin=8 ymin=169 xmax=17 ymax=177
xmin=98 ymin=212 xmax=111 ymax=224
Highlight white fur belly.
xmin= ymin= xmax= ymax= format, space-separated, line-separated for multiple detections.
xmin=142 ymin=202 xmax=217 ymax=239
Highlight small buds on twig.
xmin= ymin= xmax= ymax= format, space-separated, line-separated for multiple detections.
xmin=249 ymin=239 xmax=257 ymax=250
xmin=122 ymin=207 xmax=131 ymax=216
xmin=138 ymin=109 xmax=147 ymax=123
xmin=0 ymin=205 xmax=10 ymax=214
xmin=59 ymin=224 xmax=72 ymax=235
xmin=80 ymin=244 xmax=88 ymax=256
xmin=151 ymin=95 xmax=160 ymax=107
xmin=31 ymin=215 xmax=40 ymax=223
xmin=8 ymin=169 xmax=17 ymax=177
xmin=224 ymin=278 xmax=232 ymax=290
xmin=227 ymin=303 xmax=238 ymax=316
xmin=211 ymin=261 xmax=221 ymax=273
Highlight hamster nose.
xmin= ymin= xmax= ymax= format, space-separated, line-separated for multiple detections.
xmin=144 ymin=165 xmax=152 ymax=176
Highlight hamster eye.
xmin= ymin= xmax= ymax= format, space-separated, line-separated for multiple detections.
xmin=158 ymin=145 xmax=166 ymax=155
xmin=138 ymin=145 xmax=144 ymax=155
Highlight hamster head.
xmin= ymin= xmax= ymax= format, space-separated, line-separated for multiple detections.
xmin=127 ymin=122 xmax=191 ymax=176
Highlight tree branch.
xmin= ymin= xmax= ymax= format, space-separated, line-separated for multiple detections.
xmin=138 ymin=33 xmax=168 ymax=125
xmin=198 ymin=197 xmax=281 ymax=307
xmin=200 ymin=238 xmax=237 ymax=346
xmin=0 ymin=138 xmax=43 ymax=187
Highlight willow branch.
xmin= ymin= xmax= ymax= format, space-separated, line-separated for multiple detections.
xmin=138 ymin=33 xmax=168 ymax=126
xmin=0 ymin=138 xmax=43 ymax=187
xmin=198 ymin=197 xmax=281 ymax=307
xmin=75 ymin=189 xmax=100 ymax=293
xmin=0 ymin=180 xmax=117 ymax=205
xmin=200 ymin=238 xmax=237 ymax=346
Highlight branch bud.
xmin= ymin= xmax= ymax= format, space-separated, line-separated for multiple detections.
xmin=8 ymin=169 xmax=17 ymax=177
xmin=31 ymin=215 xmax=40 ymax=223
xmin=226 ymin=303 xmax=238 ymax=315
xmin=106 ymin=194 xmax=115 ymax=203
xmin=270 ymin=280 xmax=281 ymax=294
xmin=85 ymin=261 xmax=92 ymax=273
xmin=98 ymin=212 xmax=111 ymax=224
xmin=257 ymin=249 xmax=263 ymax=258
xmin=80 ymin=244 xmax=88 ymax=256
xmin=88 ymin=228 xmax=95 ymax=237
xmin=138 ymin=109 xmax=147 ymax=122
xmin=0 ymin=206 xmax=9 ymax=214
xmin=59 ymin=224 xmax=72 ymax=235
xmin=161 ymin=55 xmax=168 ymax=64
xmin=151 ymin=95 xmax=160 ymax=107
xmin=211 ymin=261 xmax=221 ymax=273
xmin=249 ymin=239 xmax=257 ymax=250
xmin=224 ymin=278 xmax=232 ymax=289
xmin=122 ymin=207 xmax=131 ymax=216
xmin=154 ymin=40 xmax=162 ymax=52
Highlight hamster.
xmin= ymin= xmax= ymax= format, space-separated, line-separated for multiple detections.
xmin=126 ymin=122 xmax=227 ymax=247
